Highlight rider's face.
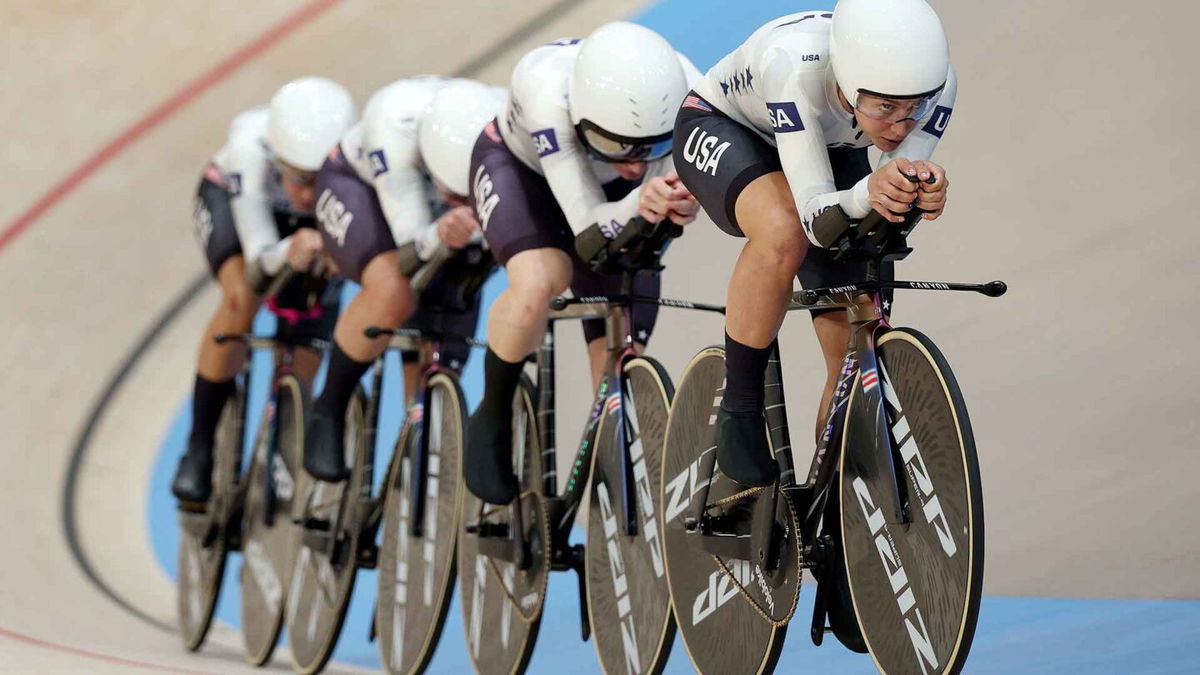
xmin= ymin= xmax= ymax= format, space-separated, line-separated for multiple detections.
xmin=612 ymin=161 xmax=647 ymax=181
xmin=854 ymin=110 xmax=919 ymax=153
xmin=281 ymin=175 xmax=316 ymax=211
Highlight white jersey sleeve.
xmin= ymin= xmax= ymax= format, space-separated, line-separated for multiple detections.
xmin=760 ymin=43 xmax=870 ymax=245
xmin=353 ymin=78 xmax=445 ymax=258
xmin=220 ymin=110 xmax=291 ymax=275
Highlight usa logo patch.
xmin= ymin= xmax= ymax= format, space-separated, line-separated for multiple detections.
xmin=369 ymin=149 xmax=388 ymax=176
xmin=532 ymin=128 xmax=560 ymax=157
xmin=766 ymin=102 xmax=804 ymax=133
xmin=922 ymin=106 xmax=953 ymax=138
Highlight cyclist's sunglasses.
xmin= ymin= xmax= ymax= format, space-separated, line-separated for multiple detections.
xmin=575 ymin=120 xmax=674 ymax=164
xmin=854 ymin=84 xmax=944 ymax=124
xmin=271 ymin=157 xmax=319 ymax=185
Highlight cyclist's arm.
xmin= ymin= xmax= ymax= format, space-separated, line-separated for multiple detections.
xmin=226 ymin=141 xmax=291 ymax=288
xmin=539 ymin=129 xmax=644 ymax=237
xmin=369 ymin=125 xmax=438 ymax=260
xmin=764 ymin=52 xmax=863 ymax=248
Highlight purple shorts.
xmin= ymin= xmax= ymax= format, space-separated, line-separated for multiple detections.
xmin=314 ymin=148 xmax=396 ymax=285
xmin=468 ymin=120 xmax=661 ymax=344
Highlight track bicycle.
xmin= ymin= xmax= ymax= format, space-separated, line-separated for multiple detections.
xmin=458 ymin=220 xmax=725 ymax=675
xmin=660 ymin=206 xmax=1006 ymax=674
xmin=286 ymin=245 xmax=493 ymax=674
xmin=175 ymin=265 xmax=335 ymax=665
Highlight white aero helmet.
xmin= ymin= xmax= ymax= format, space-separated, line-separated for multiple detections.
xmin=419 ymin=79 xmax=506 ymax=197
xmin=569 ymin=22 xmax=689 ymax=163
xmin=267 ymin=76 xmax=357 ymax=172
xmin=829 ymin=0 xmax=949 ymax=120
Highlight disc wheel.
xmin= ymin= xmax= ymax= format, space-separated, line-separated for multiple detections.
xmin=661 ymin=347 xmax=800 ymax=675
xmin=240 ymin=374 xmax=306 ymax=665
xmin=458 ymin=375 xmax=549 ymax=675
xmin=177 ymin=381 xmax=245 ymax=651
xmin=838 ymin=328 xmax=984 ymax=674
xmin=586 ymin=357 xmax=676 ymax=675
xmin=287 ymin=387 xmax=369 ymax=674
xmin=377 ymin=373 xmax=466 ymax=674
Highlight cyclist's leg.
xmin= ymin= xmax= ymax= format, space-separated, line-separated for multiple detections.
xmin=174 ymin=178 xmax=259 ymax=502
xmin=798 ymin=147 xmax=892 ymax=443
xmin=465 ymin=123 xmax=574 ymax=504
xmin=675 ymin=95 xmax=793 ymax=487
xmin=305 ymin=152 xmax=413 ymax=481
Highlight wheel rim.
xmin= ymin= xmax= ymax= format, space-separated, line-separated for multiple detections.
xmin=377 ymin=375 xmax=465 ymax=674
xmin=586 ymin=358 xmax=676 ymax=675
xmin=240 ymin=376 xmax=304 ymax=665
xmin=660 ymin=348 xmax=791 ymax=675
xmin=839 ymin=329 xmax=983 ymax=674
xmin=286 ymin=391 xmax=367 ymax=674
xmin=458 ymin=378 xmax=546 ymax=675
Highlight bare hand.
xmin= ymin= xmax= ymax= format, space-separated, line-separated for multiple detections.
xmin=911 ymin=160 xmax=949 ymax=221
xmin=867 ymin=159 xmax=921 ymax=223
xmin=639 ymin=171 xmax=698 ymax=225
xmin=436 ymin=205 xmax=480 ymax=249
xmin=286 ymin=229 xmax=324 ymax=270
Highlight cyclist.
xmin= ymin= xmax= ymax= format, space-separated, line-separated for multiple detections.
xmin=303 ymin=77 xmax=504 ymax=483
xmin=673 ymin=0 xmax=957 ymax=487
xmin=463 ymin=22 xmax=702 ymax=505
xmin=172 ymin=77 xmax=357 ymax=504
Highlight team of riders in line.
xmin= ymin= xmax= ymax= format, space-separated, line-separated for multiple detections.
xmin=173 ymin=0 xmax=954 ymax=575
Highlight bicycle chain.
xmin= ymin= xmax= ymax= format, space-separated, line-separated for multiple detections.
xmin=709 ymin=489 xmax=803 ymax=629
xmin=483 ymin=490 xmax=550 ymax=625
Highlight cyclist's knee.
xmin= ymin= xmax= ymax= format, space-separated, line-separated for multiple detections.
xmin=507 ymin=249 xmax=571 ymax=308
xmin=361 ymin=257 xmax=413 ymax=325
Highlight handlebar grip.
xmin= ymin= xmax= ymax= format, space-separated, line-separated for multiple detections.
xmin=981 ymin=280 xmax=1008 ymax=297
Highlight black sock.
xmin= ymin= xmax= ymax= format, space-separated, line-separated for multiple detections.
xmin=476 ymin=348 xmax=525 ymax=417
xmin=314 ymin=342 xmax=372 ymax=420
xmin=189 ymin=375 xmax=236 ymax=450
xmin=723 ymin=333 xmax=774 ymax=413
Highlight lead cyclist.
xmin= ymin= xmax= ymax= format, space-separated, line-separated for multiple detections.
xmin=673 ymin=0 xmax=957 ymax=487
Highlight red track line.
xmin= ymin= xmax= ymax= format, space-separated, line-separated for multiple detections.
xmin=0 ymin=626 xmax=216 ymax=673
xmin=0 ymin=0 xmax=344 ymax=254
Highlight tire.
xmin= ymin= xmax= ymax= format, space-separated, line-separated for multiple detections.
xmin=586 ymin=357 xmax=676 ymax=675
xmin=240 ymin=373 xmax=307 ymax=665
xmin=660 ymin=348 xmax=799 ymax=675
xmin=287 ymin=386 xmax=369 ymax=674
xmin=177 ymin=381 xmax=245 ymax=651
xmin=377 ymin=373 xmax=466 ymax=674
xmin=838 ymin=328 xmax=984 ymax=675
xmin=458 ymin=374 xmax=549 ymax=675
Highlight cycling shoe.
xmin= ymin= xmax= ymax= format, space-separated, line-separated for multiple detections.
xmin=303 ymin=410 xmax=348 ymax=482
xmin=716 ymin=406 xmax=778 ymax=487
xmin=172 ymin=440 xmax=214 ymax=503
xmin=464 ymin=407 xmax=518 ymax=505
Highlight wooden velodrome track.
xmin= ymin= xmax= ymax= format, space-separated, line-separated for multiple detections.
xmin=1 ymin=0 xmax=1196 ymax=671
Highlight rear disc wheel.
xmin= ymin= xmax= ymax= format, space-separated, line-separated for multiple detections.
xmin=660 ymin=347 xmax=799 ymax=675
xmin=287 ymin=388 xmax=369 ymax=674
xmin=458 ymin=375 xmax=548 ymax=675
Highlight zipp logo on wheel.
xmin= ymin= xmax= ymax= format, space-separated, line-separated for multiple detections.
xmin=597 ymin=483 xmax=642 ymax=674
xmin=880 ymin=364 xmax=958 ymax=557
xmin=851 ymin=477 xmax=939 ymax=674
